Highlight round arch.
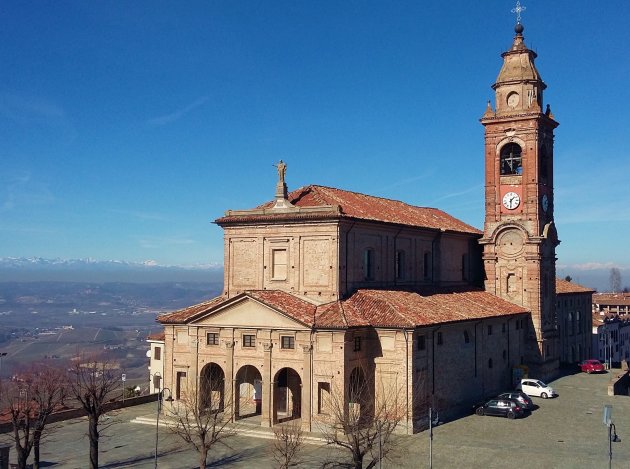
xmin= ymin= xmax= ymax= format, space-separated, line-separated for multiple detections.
xmin=273 ymin=367 xmax=302 ymax=423
xmin=199 ymin=362 xmax=225 ymax=412
xmin=235 ymin=365 xmax=262 ymax=419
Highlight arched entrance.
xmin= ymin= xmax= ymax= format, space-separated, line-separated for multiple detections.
xmin=349 ymin=366 xmax=373 ymax=424
xmin=274 ymin=368 xmax=301 ymax=423
xmin=235 ymin=365 xmax=262 ymax=419
xmin=200 ymin=363 xmax=225 ymax=412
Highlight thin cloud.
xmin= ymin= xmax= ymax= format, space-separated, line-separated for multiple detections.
xmin=146 ymin=96 xmax=209 ymax=127
xmin=431 ymin=184 xmax=482 ymax=203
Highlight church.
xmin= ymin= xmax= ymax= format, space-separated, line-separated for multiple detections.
xmin=150 ymin=20 xmax=592 ymax=434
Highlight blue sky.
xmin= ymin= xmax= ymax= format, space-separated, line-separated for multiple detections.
xmin=1 ymin=1 xmax=629 ymax=280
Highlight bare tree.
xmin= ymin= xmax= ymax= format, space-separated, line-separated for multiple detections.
xmin=610 ymin=268 xmax=622 ymax=293
xmin=271 ymin=421 xmax=304 ymax=469
xmin=564 ymin=275 xmax=572 ymax=282
xmin=68 ymin=355 xmax=121 ymax=469
xmin=166 ymin=368 xmax=236 ymax=469
xmin=0 ymin=364 xmax=67 ymax=469
xmin=317 ymin=368 xmax=405 ymax=469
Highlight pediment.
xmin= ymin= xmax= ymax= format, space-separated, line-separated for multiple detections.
xmin=190 ymin=297 xmax=309 ymax=330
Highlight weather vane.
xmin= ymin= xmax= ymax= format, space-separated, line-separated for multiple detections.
xmin=511 ymin=1 xmax=526 ymax=24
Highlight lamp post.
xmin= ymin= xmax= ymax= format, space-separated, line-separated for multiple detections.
xmin=154 ymin=386 xmax=172 ymax=468
xmin=608 ymin=423 xmax=621 ymax=469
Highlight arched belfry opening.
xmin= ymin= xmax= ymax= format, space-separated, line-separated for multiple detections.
xmin=500 ymin=143 xmax=523 ymax=175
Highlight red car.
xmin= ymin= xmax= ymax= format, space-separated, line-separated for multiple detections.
xmin=579 ymin=359 xmax=606 ymax=373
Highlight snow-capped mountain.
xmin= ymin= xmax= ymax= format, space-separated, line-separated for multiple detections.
xmin=0 ymin=257 xmax=223 ymax=283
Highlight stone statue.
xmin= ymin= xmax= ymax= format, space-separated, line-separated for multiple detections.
xmin=274 ymin=160 xmax=286 ymax=184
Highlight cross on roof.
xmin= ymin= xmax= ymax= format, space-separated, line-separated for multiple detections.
xmin=511 ymin=1 xmax=526 ymax=24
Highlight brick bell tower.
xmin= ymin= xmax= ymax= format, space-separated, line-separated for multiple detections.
xmin=479 ymin=18 xmax=560 ymax=379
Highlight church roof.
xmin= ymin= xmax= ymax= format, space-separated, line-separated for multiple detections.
xmin=157 ymin=287 xmax=527 ymax=329
xmin=217 ymin=185 xmax=481 ymax=235
xmin=555 ymin=279 xmax=595 ymax=295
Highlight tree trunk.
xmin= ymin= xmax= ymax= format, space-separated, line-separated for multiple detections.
xmin=89 ymin=415 xmax=99 ymax=469
xmin=33 ymin=429 xmax=42 ymax=469
xmin=16 ymin=447 xmax=28 ymax=469
xmin=199 ymin=446 xmax=208 ymax=469
xmin=353 ymin=452 xmax=363 ymax=469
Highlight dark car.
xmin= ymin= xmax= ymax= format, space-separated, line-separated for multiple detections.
xmin=475 ymin=398 xmax=524 ymax=419
xmin=497 ymin=391 xmax=534 ymax=411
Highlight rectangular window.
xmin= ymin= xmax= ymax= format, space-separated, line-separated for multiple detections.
xmin=154 ymin=346 xmax=161 ymax=360
xmin=354 ymin=337 xmax=361 ymax=352
xmin=176 ymin=371 xmax=187 ymax=400
xmin=417 ymin=335 xmax=426 ymax=351
xmin=363 ymin=249 xmax=374 ymax=280
xmin=463 ymin=255 xmax=468 ymax=280
xmin=206 ymin=332 xmax=219 ymax=346
xmin=502 ymin=323 xmax=506 ymax=333
xmin=281 ymin=336 xmax=295 ymax=349
xmin=437 ymin=332 xmax=443 ymax=346
xmin=423 ymin=252 xmax=431 ymax=279
xmin=395 ymin=250 xmax=405 ymax=280
xmin=271 ymin=248 xmax=288 ymax=280
xmin=318 ymin=382 xmax=331 ymax=414
xmin=243 ymin=334 xmax=256 ymax=347
xmin=487 ymin=325 xmax=493 ymax=336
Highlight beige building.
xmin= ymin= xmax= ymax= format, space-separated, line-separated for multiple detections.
xmin=153 ymin=22 xmax=567 ymax=433
xmin=555 ymin=279 xmax=594 ymax=365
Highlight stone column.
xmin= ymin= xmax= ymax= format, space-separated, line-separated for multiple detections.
xmin=224 ymin=341 xmax=235 ymax=421
xmin=301 ymin=344 xmax=313 ymax=431
xmin=261 ymin=342 xmax=274 ymax=427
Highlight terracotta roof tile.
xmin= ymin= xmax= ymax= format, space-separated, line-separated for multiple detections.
xmin=147 ymin=331 xmax=165 ymax=341
xmin=555 ymin=279 xmax=595 ymax=295
xmin=593 ymin=293 xmax=630 ymax=306
xmin=158 ymin=288 xmax=528 ymax=329
xmin=218 ymin=185 xmax=481 ymax=235
xmin=157 ymin=296 xmax=226 ymax=324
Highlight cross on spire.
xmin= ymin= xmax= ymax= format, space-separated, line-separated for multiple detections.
xmin=511 ymin=1 xmax=526 ymax=24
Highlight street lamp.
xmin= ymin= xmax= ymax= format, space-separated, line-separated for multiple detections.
xmin=154 ymin=385 xmax=173 ymax=468
xmin=608 ymin=423 xmax=621 ymax=469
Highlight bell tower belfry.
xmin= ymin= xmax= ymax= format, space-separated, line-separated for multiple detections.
xmin=479 ymin=18 xmax=560 ymax=378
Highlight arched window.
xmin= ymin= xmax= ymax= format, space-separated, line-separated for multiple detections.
xmin=488 ymin=358 xmax=493 ymax=369
xmin=500 ymin=143 xmax=522 ymax=175
xmin=463 ymin=330 xmax=470 ymax=344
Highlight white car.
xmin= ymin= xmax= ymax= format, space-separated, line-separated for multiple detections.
xmin=517 ymin=379 xmax=555 ymax=399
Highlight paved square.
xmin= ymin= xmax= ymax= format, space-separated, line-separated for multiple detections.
xmin=3 ymin=369 xmax=629 ymax=468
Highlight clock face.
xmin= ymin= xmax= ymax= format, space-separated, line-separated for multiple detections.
xmin=502 ymin=191 xmax=520 ymax=210
xmin=541 ymin=194 xmax=549 ymax=212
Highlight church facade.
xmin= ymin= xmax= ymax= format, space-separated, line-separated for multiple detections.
xmin=153 ymin=22 xmax=585 ymax=434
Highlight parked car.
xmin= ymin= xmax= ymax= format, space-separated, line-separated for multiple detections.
xmin=497 ymin=391 xmax=534 ymax=411
xmin=579 ymin=359 xmax=606 ymax=374
xmin=475 ymin=398 xmax=524 ymax=419
xmin=517 ymin=379 xmax=555 ymax=399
